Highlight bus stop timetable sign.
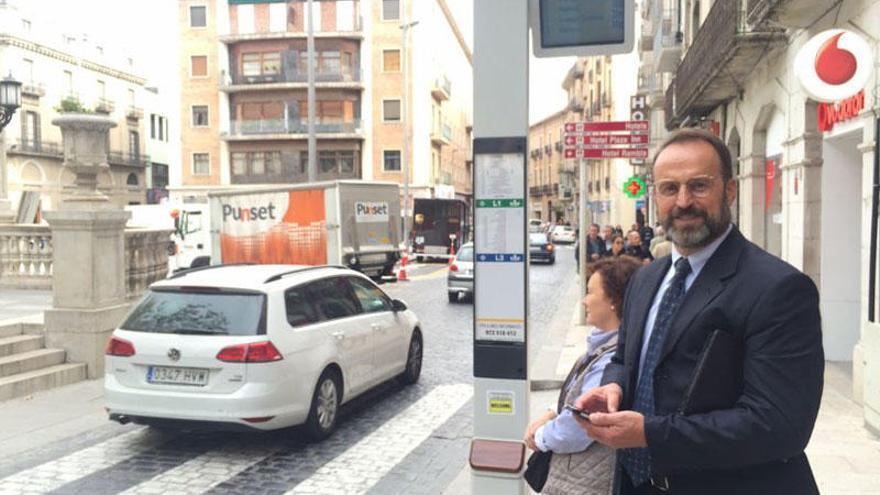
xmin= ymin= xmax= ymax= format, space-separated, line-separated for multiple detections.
xmin=474 ymin=149 xmax=526 ymax=345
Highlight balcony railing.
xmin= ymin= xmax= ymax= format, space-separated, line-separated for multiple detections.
xmin=529 ymin=184 xmax=560 ymax=196
xmin=432 ymin=75 xmax=451 ymax=101
xmin=672 ymin=0 xmax=785 ymax=128
xmin=108 ymin=151 xmax=150 ymax=167
xmin=568 ymin=97 xmax=584 ymax=112
xmin=229 ymin=118 xmax=362 ymax=136
xmin=225 ymin=67 xmax=363 ymax=87
xmin=124 ymin=229 xmax=172 ymax=300
xmin=219 ymin=16 xmax=363 ymax=42
xmin=95 ymin=98 xmax=115 ymax=114
xmin=747 ymin=0 xmax=830 ymax=28
xmin=126 ymin=106 xmax=143 ymax=120
xmin=21 ymin=83 xmax=45 ymax=97
xmin=8 ymin=139 xmax=63 ymax=158
xmin=654 ymin=9 xmax=683 ymax=73
xmin=665 ymin=80 xmax=677 ymax=129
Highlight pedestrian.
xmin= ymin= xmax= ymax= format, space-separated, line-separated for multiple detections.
xmin=586 ymin=223 xmax=606 ymax=263
xmin=648 ymin=226 xmax=666 ymax=252
xmin=603 ymin=225 xmax=615 ymax=251
xmin=650 ymin=227 xmax=672 ymax=260
xmin=574 ymin=128 xmax=824 ymax=495
xmin=623 ymin=230 xmax=653 ymax=265
xmin=605 ymin=235 xmax=625 ymax=258
xmin=524 ymin=257 xmax=642 ymax=494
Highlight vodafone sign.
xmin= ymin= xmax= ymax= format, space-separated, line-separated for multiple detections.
xmin=795 ymin=29 xmax=873 ymax=103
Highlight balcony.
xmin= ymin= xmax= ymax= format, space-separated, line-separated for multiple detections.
xmin=7 ymin=139 xmax=63 ymax=158
xmin=653 ymin=11 xmax=683 ymax=73
xmin=528 ymin=184 xmax=559 ymax=197
xmin=665 ymin=80 xmax=677 ymax=128
xmin=431 ymin=75 xmax=451 ymax=101
xmin=108 ymin=151 xmax=150 ymax=167
xmin=95 ymin=98 xmax=115 ymax=114
xmin=221 ymin=67 xmax=363 ymax=92
xmin=591 ymin=101 xmax=601 ymax=115
xmin=431 ymin=123 xmax=452 ymax=146
xmin=21 ymin=83 xmax=45 ymax=98
xmin=219 ymin=16 xmax=363 ymax=43
xmin=670 ymin=0 xmax=786 ymax=128
xmin=224 ymin=118 xmax=363 ymax=141
xmin=126 ymin=106 xmax=143 ymax=120
xmin=747 ymin=0 xmax=832 ymax=28
xmin=568 ymin=97 xmax=584 ymax=113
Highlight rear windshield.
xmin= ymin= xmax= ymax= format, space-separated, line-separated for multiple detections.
xmin=530 ymin=233 xmax=548 ymax=244
xmin=456 ymin=246 xmax=474 ymax=261
xmin=122 ymin=289 xmax=266 ymax=336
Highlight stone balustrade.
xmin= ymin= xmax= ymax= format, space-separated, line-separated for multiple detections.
xmin=124 ymin=228 xmax=173 ymax=300
xmin=0 ymin=225 xmax=172 ymax=299
xmin=0 ymin=226 xmax=53 ymax=289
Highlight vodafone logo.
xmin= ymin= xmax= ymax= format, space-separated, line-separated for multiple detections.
xmin=795 ymin=29 xmax=873 ymax=103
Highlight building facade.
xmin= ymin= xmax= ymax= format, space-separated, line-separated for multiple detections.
xmin=528 ymin=109 xmax=566 ymax=223
xmin=637 ymin=0 xmax=880 ymax=430
xmin=176 ymin=0 xmax=472 ymax=208
xmin=0 ymin=1 xmax=150 ymax=216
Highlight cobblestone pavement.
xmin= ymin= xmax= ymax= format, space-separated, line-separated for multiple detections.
xmin=0 ymin=252 xmax=577 ymax=495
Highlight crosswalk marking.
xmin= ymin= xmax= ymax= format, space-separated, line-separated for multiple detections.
xmin=0 ymin=428 xmax=159 ymax=495
xmin=286 ymin=383 xmax=473 ymax=495
xmin=119 ymin=442 xmax=279 ymax=495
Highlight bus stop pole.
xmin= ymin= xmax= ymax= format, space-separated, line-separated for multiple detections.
xmin=471 ymin=1 xmax=529 ymax=493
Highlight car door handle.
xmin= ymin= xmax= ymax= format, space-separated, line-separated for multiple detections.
xmin=332 ymin=331 xmax=345 ymax=340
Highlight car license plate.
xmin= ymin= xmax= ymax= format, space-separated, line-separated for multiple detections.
xmin=147 ymin=366 xmax=209 ymax=386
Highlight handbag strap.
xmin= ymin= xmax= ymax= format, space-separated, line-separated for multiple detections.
xmin=556 ymin=334 xmax=618 ymax=413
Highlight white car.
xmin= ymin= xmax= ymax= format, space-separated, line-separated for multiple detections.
xmin=550 ymin=225 xmax=577 ymax=244
xmin=105 ymin=264 xmax=422 ymax=440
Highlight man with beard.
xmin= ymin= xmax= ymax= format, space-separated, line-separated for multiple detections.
xmin=573 ymin=128 xmax=824 ymax=495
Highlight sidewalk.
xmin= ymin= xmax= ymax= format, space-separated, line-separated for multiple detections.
xmin=446 ymin=305 xmax=880 ymax=494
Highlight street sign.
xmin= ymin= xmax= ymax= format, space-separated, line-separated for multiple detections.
xmin=582 ymin=134 xmax=648 ymax=145
xmin=582 ymin=148 xmax=649 ymax=159
xmin=623 ymin=175 xmax=647 ymax=198
xmin=630 ymin=95 xmax=648 ymax=165
xmin=563 ymin=119 xmax=651 ymax=160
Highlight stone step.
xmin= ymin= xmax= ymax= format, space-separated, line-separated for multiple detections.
xmin=0 ymin=324 xmax=23 ymax=339
xmin=0 ymin=348 xmax=67 ymax=378
xmin=20 ymin=323 xmax=45 ymax=336
xmin=0 ymin=335 xmax=43 ymax=358
xmin=0 ymin=363 xmax=88 ymax=401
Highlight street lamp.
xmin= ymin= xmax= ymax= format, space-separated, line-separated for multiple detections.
xmin=400 ymin=18 xmax=418 ymax=259
xmin=0 ymin=72 xmax=22 ymax=131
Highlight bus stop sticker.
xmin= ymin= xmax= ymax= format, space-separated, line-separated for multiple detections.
xmin=488 ymin=391 xmax=515 ymax=415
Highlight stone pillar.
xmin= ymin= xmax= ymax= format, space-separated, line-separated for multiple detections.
xmin=43 ymin=114 xmax=130 ymax=379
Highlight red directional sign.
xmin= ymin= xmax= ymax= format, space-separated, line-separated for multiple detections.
xmin=581 ymin=148 xmax=649 ymax=159
xmin=581 ymin=121 xmax=649 ymax=132
xmin=582 ymin=135 xmax=648 ymax=146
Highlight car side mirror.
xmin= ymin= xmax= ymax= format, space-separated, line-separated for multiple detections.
xmin=391 ymin=299 xmax=407 ymax=312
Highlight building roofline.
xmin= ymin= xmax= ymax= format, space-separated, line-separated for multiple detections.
xmin=436 ymin=0 xmax=472 ymax=66
xmin=530 ymin=108 xmax=569 ymax=129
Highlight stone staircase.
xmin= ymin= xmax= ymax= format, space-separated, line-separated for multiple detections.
xmin=0 ymin=322 xmax=87 ymax=401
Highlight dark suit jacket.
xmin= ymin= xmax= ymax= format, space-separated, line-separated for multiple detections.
xmin=602 ymin=227 xmax=824 ymax=495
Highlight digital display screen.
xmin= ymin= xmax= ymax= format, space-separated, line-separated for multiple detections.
xmin=539 ymin=0 xmax=626 ymax=48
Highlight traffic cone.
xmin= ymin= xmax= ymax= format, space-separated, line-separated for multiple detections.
xmin=448 ymin=241 xmax=455 ymax=266
xmin=398 ymin=252 xmax=409 ymax=282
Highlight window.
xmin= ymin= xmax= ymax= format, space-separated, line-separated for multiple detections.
xmin=152 ymin=163 xmax=169 ymax=189
xmin=63 ymin=70 xmax=73 ymax=95
xmin=262 ymin=52 xmax=281 ymax=74
xmin=241 ymin=52 xmax=281 ymax=77
xmin=269 ymin=2 xmax=286 ymax=32
xmin=238 ymin=4 xmax=255 ymax=34
xmin=128 ymin=131 xmax=139 ymax=157
xmin=126 ymin=173 xmax=139 ymax=186
xmin=383 ymin=99 xmax=401 ymax=122
xmin=97 ymin=80 xmax=106 ymax=99
xmin=382 ymin=50 xmax=400 ymax=72
xmin=232 ymin=151 xmax=282 ymax=177
xmin=191 ymin=55 xmax=208 ymax=77
xmin=150 ymin=114 xmax=156 ymax=138
xmin=242 ymin=53 xmax=260 ymax=76
xmin=192 ymin=153 xmax=210 ymax=175
xmin=348 ymin=277 xmax=391 ymax=313
xmin=122 ymin=290 xmax=266 ymax=336
xmin=285 ymin=287 xmax=319 ymax=327
xmin=21 ymin=19 xmax=31 ymax=32
xmin=384 ymin=150 xmax=401 ymax=172
xmin=192 ymin=105 xmax=209 ymax=127
xmin=128 ymin=88 xmax=136 ymax=106
xmin=319 ymin=51 xmax=340 ymax=74
xmin=305 ymin=278 xmax=359 ymax=320
xmin=232 ymin=152 xmax=247 ymax=175
xmin=190 ymin=5 xmax=207 ymax=27
xmin=24 ymin=111 xmax=38 ymax=145
xmin=266 ymin=151 xmax=281 ymax=174
xmin=382 ymin=0 xmax=400 ymax=20
xmin=22 ymin=59 xmax=33 ymax=84
xmin=251 ymin=152 xmax=265 ymax=175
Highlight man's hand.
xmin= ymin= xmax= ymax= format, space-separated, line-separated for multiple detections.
xmin=573 ymin=383 xmax=622 ymax=414
xmin=523 ymin=410 xmax=556 ymax=451
xmin=578 ymin=411 xmax=647 ymax=449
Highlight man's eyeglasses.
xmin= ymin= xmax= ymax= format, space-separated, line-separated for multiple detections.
xmin=653 ymin=176 xmax=716 ymax=199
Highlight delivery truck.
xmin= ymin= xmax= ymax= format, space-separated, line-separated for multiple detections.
xmin=125 ymin=202 xmax=211 ymax=272
xmin=208 ymin=181 xmax=402 ymax=278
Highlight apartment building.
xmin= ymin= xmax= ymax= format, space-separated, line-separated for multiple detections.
xmin=144 ymin=87 xmax=172 ymax=204
xmin=527 ymin=109 xmax=567 ymax=223
xmin=636 ymin=0 xmax=880 ymax=433
xmin=176 ymin=0 xmax=472 ymax=207
xmin=561 ymin=55 xmax=638 ymax=230
xmin=0 ymin=1 xmax=150 ymax=214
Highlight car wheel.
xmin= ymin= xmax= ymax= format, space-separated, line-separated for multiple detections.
xmin=398 ymin=331 xmax=423 ymax=385
xmin=448 ymin=292 xmax=457 ymax=303
xmin=305 ymin=369 xmax=341 ymax=441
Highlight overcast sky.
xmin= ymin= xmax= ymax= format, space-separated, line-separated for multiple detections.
xmin=19 ymin=0 xmax=571 ymax=126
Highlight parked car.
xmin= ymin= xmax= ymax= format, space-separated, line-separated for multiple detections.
xmin=104 ymin=264 xmax=422 ymax=440
xmin=529 ymin=233 xmax=555 ymax=264
xmin=447 ymin=242 xmax=474 ymax=303
xmin=528 ymin=218 xmax=544 ymax=233
xmin=550 ymin=225 xmax=577 ymax=244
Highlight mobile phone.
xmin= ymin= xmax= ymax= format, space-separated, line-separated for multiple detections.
xmin=563 ymin=403 xmax=591 ymax=422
